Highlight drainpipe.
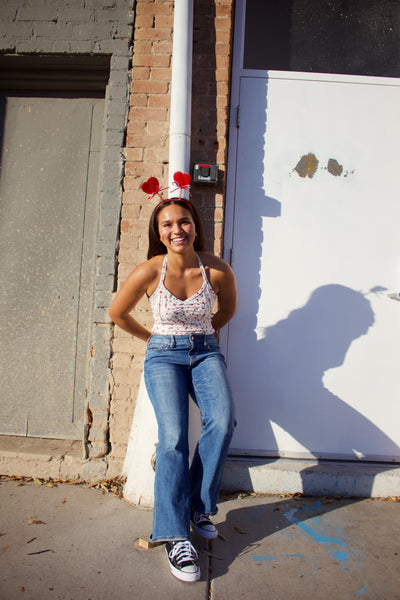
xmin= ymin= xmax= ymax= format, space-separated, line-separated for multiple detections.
xmin=123 ymin=0 xmax=194 ymax=508
xmin=168 ymin=0 xmax=194 ymax=194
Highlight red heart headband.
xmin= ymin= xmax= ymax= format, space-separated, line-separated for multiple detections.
xmin=141 ymin=171 xmax=191 ymax=201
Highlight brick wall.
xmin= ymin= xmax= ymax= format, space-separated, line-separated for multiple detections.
xmin=108 ymin=0 xmax=235 ymax=476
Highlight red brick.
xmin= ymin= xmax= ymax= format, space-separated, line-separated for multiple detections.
xmin=121 ymin=203 xmax=143 ymax=219
xmin=131 ymin=66 xmax=150 ymax=81
xmin=133 ymin=40 xmax=152 ymax=54
xmin=215 ymin=4 xmax=232 ymax=17
xmin=216 ymin=69 xmax=229 ymax=82
xmin=134 ymin=14 xmax=154 ymax=28
xmin=216 ymin=41 xmax=231 ymax=56
xmin=126 ymin=134 xmax=163 ymax=148
xmin=215 ymin=15 xmax=231 ymax=30
xmin=143 ymin=145 xmax=169 ymax=163
xmin=134 ymin=53 xmax=171 ymax=68
xmin=215 ymin=29 xmax=231 ymax=43
xmin=126 ymin=120 xmax=146 ymax=135
xmin=129 ymin=94 xmax=148 ymax=108
xmin=122 ymin=189 xmax=144 ymax=205
xmin=148 ymin=94 xmax=170 ymax=108
xmin=216 ymin=55 xmax=230 ymax=69
xmin=155 ymin=15 xmax=173 ymax=28
xmin=125 ymin=162 xmax=158 ymax=177
xmin=153 ymin=40 xmax=173 ymax=54
xmin=216 ymin=95 xmax=229 ymax=109
xmin=130 ymin=106 xmax=167 ymax=121
xmin=216 ymin=81 xmax=229 ymax=96
xmin=125 ymin=147 xmax=144 ymax=162
xmin=150 ymin=67 xmax=172 ymax=80
xmin=135 ymin=27 xmax=171 ymax=41
xmin=136 ymin=1 xmax=173 ymax=16
xmin=132 ymin=79 xmax=168 ymax=94
xmin=146 ymin=120 xmax=170 ymax=136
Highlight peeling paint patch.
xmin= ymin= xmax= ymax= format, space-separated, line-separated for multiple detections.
xmin=293 ymin=155 xmax=354 ymax=178
xmin=294 ymin=153 xmax=319 ymax=178
xmin=327 ymin=158 xmax=343 ymax=176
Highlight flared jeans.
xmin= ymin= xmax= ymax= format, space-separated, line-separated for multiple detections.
xmin=144 ymin=334 xmax=236 ymax=542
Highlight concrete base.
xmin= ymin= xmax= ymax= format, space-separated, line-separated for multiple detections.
xmin=0 ymin=435 xmax=108 ymax=482
xmin=222 ymin=456 xmax=400 ymax=498
xmin=2 ymin=435 xmax=399 ymax=498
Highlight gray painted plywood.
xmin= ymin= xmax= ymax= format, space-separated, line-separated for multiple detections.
xmin=0 ymin=95 xmax=104 ymax=438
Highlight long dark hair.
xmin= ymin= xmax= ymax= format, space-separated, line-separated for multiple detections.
xmin=147 ymin=198 xmax=206 ymax=259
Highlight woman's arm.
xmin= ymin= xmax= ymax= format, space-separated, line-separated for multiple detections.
xmin=109 ymin=261 xmax=156 ymax=342
xmin=211 ymin=260 xmax=238 ymax=332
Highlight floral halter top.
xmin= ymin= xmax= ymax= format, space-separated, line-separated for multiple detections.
xmin=149 ymin=254 xmax=216 ymax=335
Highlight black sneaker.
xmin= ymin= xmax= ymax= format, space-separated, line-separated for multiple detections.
xmin=165 ymin=540 xmax=200 ymax=582
xmin=191 ymin=510 xmax=218 ymax=539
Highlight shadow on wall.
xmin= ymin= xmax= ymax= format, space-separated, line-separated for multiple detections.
xmin=229 ymin=284 xmax=400 ymax=496
xmin=190 ymin=0 xmax=224 ymax=250
xmin=226 ymin=72 xmax=399 ymax=495
xmin=254 ymin=284 xmax=396 ymax=462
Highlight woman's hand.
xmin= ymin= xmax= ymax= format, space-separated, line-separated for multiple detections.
xmin=109 ymin=261 xmax=157 ymax=342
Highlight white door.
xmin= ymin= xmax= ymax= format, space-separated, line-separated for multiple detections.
xmin=223 ymin=1 xmax=400 ymax=462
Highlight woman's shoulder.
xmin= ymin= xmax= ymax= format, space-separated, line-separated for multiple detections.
xmin=198 ymin=252 xmax=236 ymax=294
xmin=198 ymin=251 xmax=232 ymax=273
xmin=128 ymin=254 xmax=164 ymax=285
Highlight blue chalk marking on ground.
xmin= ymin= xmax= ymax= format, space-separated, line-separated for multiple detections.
xmin=333 ymin=550 xmax=348 ymax=562
xmin=355 ymin=583 xmax=369 ymax=595
xmin=251 ymin=555 xmax=275 ymax=563
xmin=297 ymin=520 xmax=347 ymax=547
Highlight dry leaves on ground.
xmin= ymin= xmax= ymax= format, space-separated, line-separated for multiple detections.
xmin=0 ymin=475 xmax=126 ymax=499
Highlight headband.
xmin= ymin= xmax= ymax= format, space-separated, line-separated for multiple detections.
xmin=154 ymin=197 xmax=194 ymax=217
xmin=141 ymin=171 xmax=192 ymax=203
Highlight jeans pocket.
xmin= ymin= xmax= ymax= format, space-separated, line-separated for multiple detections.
xmin=206 ymin=336 xmax=220 ymax=351
xmin=146 ymin=336 xmax=172 ymax=351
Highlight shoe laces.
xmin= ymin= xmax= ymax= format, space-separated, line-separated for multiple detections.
xmin=192 ymin=512 xmax=212 ymax=527
xmin=168 ymin=540 xmax=198 ymax=565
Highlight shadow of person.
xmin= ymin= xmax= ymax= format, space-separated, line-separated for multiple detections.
xmin=231 ymin=284 xmax=400 ymax=467
xmin=206 ymin=494 xmax=361 ymax=580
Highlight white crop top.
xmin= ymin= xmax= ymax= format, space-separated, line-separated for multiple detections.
xmin=149 ymin=254 xmax=216 ymax=335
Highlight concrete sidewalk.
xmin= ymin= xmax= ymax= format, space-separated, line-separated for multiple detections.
xmin=0 ymin=478 xmax=399 ymax=600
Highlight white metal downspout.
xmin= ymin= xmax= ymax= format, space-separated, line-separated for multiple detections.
xmin=168 ymin=0 xmax=193 ymax=194
xmin=123 ymin=0 xmax=194 ymax=507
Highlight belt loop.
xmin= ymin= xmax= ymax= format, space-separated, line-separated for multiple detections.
xmin=170 ymin=335 xmax=175 ymax=348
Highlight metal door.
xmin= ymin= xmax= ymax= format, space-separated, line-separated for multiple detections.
xmin=223 ymin=1 xmax=400 ymax=462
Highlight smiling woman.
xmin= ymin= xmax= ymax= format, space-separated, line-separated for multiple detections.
xmin=147 ymin=197 xmax=206 ymax=260
xmin=108 ymin=173 xmax=237 ymax=583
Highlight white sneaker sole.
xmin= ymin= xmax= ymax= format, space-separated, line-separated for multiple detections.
xmin=168 ymin=562 xmax=201 ymax=582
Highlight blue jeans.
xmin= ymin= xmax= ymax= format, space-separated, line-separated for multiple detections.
xmin=144 ymin=334 xmax=236 ymax=542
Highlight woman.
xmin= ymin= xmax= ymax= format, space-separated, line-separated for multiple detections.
xmin=109 ymin=173 xmax=237 ymax=583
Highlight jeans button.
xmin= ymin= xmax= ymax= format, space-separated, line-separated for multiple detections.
xmin=191 ymin=335 xmax=194 ymax=341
